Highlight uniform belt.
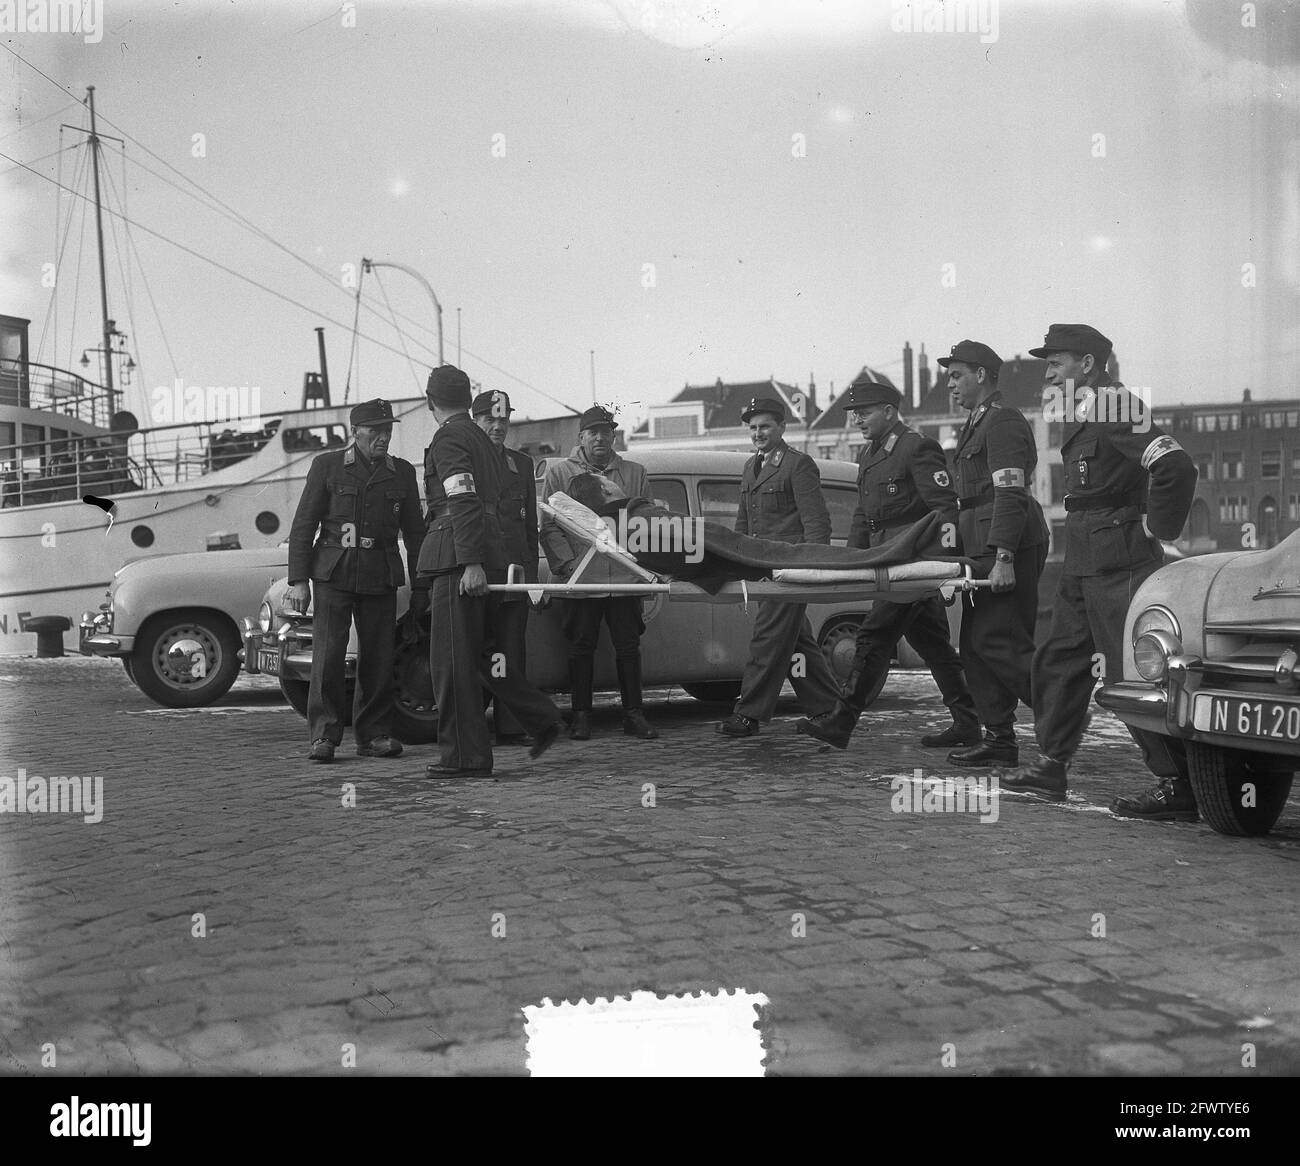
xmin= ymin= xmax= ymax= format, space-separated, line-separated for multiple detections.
xmin=322 ymin=536 xmax=380 ymax=549
xmin=866 ymin=517 xmax=912 ymax=534
xmin=957 ymin=487 xmax=994 ymax=510
xmin=428 ymin=501 xmax=498 ymax=519
xmin=1064 ymin=493 xmax=1144 ymax=512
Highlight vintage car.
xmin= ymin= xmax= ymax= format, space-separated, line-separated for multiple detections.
xmin=1096 ymin=528 xmax=1300 ymax=836
xmin=243 ymin=448 xmax=963 ymax=742
xmin=80 ymin=545 xmax=289 ymax=707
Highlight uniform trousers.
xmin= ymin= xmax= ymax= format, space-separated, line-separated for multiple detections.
xmin=846 ymin=594 xmax=978 ymax=723
xmin=431 ymin=570 xmax=559 ymax=770
xmin=735 ymin=601 xmax=840 ymax=721
xmin=959 ymin=542 xmax=1046 ymax=743
xmin=487 ymin=598 xmax=530 ymax=737
xmin=307 ymin=581 xmax=397 ymax=745
xmin=1031 ymin=563 xmax=1184 ymax=776
xmin=560 ymin=596 xmax=645 ymax=712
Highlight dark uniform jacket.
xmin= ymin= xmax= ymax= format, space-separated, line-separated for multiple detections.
xmin=734 ymin=440 xmax=831 ymax=545
xmin=848 ymin=420 xmax=958 ymax=550
xmin=288 ymin=444 xmax=425 ymax=594
xmin=416 ymin=413 xmax=510 ymax=578
xmin=1059 ymin=382 xmax=1197 ymax=576
xmin=952 ymin=392 xmax=1049 ymax=558
xmin=499 ymin=444 xmax=540 ymax=585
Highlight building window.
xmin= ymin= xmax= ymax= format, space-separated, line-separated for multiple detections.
xmin=1219 ymin=496 xmax=1249 ymax=523
xmin=1221 ymin=451 xmax=1244 ymax=481
xmin=1195 ymin=456 xmax=1214 ymax=482
xmin=1290 ymin=493 xmax=1300 ymax=521
xmin=1262 ymin=449 xmax=1282 ymax=479
xmin=653 ymin=414 xmax=699 ymax=439
xmin=1050 ymin=463 xmax=1065 ymax=504
xmin=1046 ymin=422 xmax=1063 ymax=448
xmin=1262 ymin=410 xmax=1299 ymax=429
xmin=1195 ymin=412 xmax=1242 ymax=433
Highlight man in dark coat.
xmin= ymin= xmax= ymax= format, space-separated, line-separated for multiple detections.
xmin=471 ymin=388 xmax=539 ymax=745
xmin=418 ymin=365 xmax=563 ymax=778
xmin=939 ymin=340 xmax=1049 ymax=768
xmin=796 ymin=379 xmax=979 ymax=751
xmin=286 ymin=398 xmax=427 ymax=762
xmin=717 ymin=396 xmax=841 ymax=737
xmin=996 ymin=324 xmax=1198 ymax=814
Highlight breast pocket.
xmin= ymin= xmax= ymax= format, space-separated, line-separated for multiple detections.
xmin=879 ymin=476 xmax=911 ymax=517
xmin=327 ymin=481 xmax=359 ymax=520
xmin=760 ymin=484 xmax=791 ymax=511
xmin=1069 ymin=439 xmax=1098 ymax=492
xmin=957 ymin=441 xmax=990 ymax=494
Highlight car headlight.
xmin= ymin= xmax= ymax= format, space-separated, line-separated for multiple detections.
xmin=258 ymin=600 xmax=273 ymax=633
xmin=1134 ymin=628 xmax=1183 ymax=682
xmin=1132 ymin=605 xmax=1181 ymax=643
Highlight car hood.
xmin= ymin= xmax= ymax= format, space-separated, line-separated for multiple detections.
xmin=115 ymin=546 xmax=289 ymax=580
xmin=1204 ymin=531 xmax=1300 ymax=625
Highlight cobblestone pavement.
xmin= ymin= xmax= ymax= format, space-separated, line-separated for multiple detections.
xmin=1 ymin=655 xmax=1298 ymax=1077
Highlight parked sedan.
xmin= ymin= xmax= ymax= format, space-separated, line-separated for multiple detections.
xmin=1097 ymin=528 xmax=1300 ymax=836
xmin=243 ymin=448 xmax=959 ymax=742
xmin=80 ymin=545 xmax=289 ymax=707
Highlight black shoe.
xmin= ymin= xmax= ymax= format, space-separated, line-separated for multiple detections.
xmin=568 ymin=711 xmax=591 ymax=741
xmin=921 ymin=723 xmax=982 ymax=748
xmin=425 ymin=763 xmax=493 ymax=778
xmin=948 ymin=742 xmax=1018 ymax=768
xmin=356 ymin=737 xmax=403 ymax=758
xmin=529 ymin=721 xmax=562 ymax=760
xmin=1111 ymin=778 xmax=1198 ymax=822
xmin=795 ymin=703 xmax=860 ymax=750
xmin=623 ymin=710 xmax=659 ymax=740
xmin=716 ymin=714 xmax=759 ymax=738
xmin=308 ymin=739 xmax=336 ymax=763
xmin=998 ymin=756 xmax=1068 ymax=801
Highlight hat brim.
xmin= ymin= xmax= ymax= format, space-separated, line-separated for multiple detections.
xmin=741 ymin=409 xmax=784 ymax=423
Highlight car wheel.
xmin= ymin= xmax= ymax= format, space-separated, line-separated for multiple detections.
xmin=280 ymin=675 xmax=355 ymax=725
xmin=683 ymin=681 xmax=742 ymax=704
xmin=818 ymin=618 xmax=886 ymax=707
xmin=1186 ymin=742 xmax=1295 ymax=837
xmin=131 ymin=610 xmax=241 ymax=708
xmin=392 ymin=628 xmax=438 ymax=743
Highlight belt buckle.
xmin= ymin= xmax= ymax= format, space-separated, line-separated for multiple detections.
xmin=360 ymin=536 xmax=374 ymax=549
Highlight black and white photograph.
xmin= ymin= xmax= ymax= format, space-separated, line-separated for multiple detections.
xmin=1 ymin=0 xmax=1298 ymax=1118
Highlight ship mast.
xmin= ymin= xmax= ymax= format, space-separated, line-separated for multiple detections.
xmin=85 ymin=86 xmax=115 ymax=407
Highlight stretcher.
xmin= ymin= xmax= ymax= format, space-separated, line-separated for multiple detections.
xmin=485 ymin=496 xmax=992 ymax=609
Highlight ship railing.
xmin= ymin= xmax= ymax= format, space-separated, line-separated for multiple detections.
xmin=0 ymin=359 xmax=118 ymax=428
xmin=0 ymin=415 xmax=287 ymax=507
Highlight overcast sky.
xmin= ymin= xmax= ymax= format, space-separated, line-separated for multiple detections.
xmin=2 ymin=0 xmax=1298 ymax=427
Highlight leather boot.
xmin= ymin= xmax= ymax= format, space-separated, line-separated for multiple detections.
xmin=569 ymin=656 xmax=594 ymax=739
xmin=568 ymin=711 xmax=591 ymax=741
xmin=1110 ymin=777 xmax=1197 ymax=822
xmin=998 ymin=755 xmax=1068 ymax=801
xmin=795 ymin=701 xmax=861 ymax=750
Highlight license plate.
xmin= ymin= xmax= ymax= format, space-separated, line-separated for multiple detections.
xmin=257 ymin=648 xmax=281 ymax=674
xmin=1192 ymin=693 xmax=1300 ymax=743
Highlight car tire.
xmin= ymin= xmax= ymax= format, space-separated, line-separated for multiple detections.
xmin=280 ymin=675 xmax=355 ymax=726
xmin=121 ymin=657 xmax=135 ymax=682
xmin=131 ymin=610 xmax=241 ymax=708
xmin=683 ymin=681 xmax=743 ymax=704
xmin=817 ymin=618 xmax=886 ymax=707
xmin=1186 ymin=742 xmax=1295 ymax=837
xmin=392 ymin=628 xmax=438 ymax=744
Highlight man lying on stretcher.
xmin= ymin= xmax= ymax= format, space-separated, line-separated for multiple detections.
xmin=557 ymin=472 xmax=960 ymax=591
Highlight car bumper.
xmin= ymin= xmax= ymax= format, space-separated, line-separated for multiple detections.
xmin=80 ymin=631 xmax=134 ymax=657
xmin=1098 ymin=665 xmax=1300 ymax=760
xmin=243 ymin=626 xmax=350 ymax=682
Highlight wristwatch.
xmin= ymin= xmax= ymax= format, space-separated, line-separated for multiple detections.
xmin=995 ymin=550 xmax=1014 ymax=563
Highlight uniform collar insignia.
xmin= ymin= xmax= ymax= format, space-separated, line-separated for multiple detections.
xmin=344 ymin=445 xmax=355 ymax=466
xmin=884 ymin=432 xmax=899 ymax=452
